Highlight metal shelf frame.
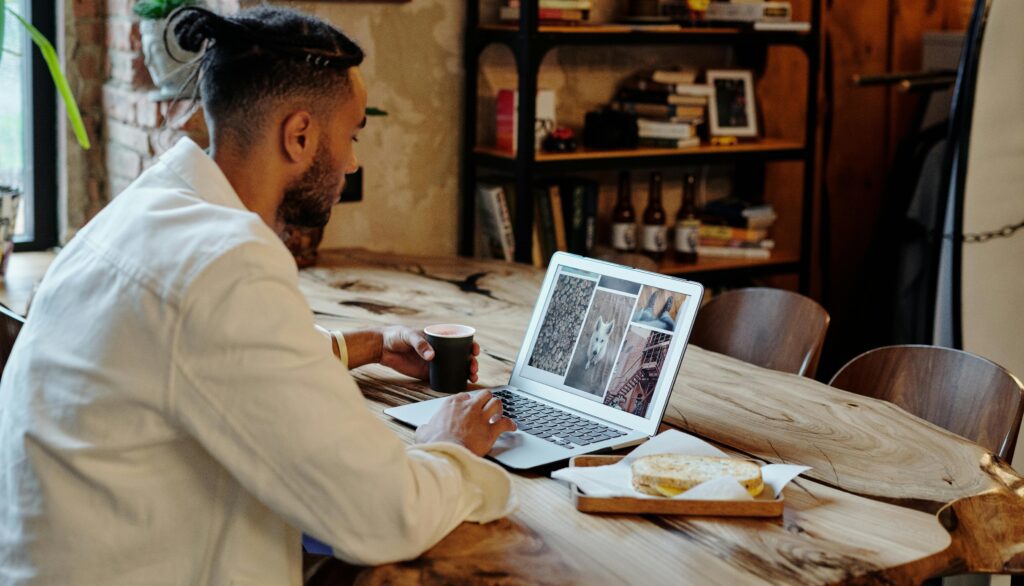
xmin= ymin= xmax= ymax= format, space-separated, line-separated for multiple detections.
xmin=459 ymin=1 xmax=822 ymax=290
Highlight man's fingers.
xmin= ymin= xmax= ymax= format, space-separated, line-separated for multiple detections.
xmin=408 ymin=330 xmax=434 ymax=360
xmin=454 ymin=392 xmax=472 ymax=402
xmin=472 ymin=342 xmax=480 ymax=356
xmin=483 ymin=397 xmax=502 ymax=420
xmin=471 ymin=389 xmax=493 ymax=408
xmin=492 ymin=416 xmax=517 ymax=435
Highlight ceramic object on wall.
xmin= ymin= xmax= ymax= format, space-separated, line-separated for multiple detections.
xmin=140 ymin=18 xmax=199 ymax=101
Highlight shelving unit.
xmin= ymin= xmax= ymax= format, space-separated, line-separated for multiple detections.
xmin=459 ymin=1 xmax=821 ymax=290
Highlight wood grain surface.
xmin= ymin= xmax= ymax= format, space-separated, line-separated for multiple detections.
xmin=304 ymin=249 xmax=1023 ymax=583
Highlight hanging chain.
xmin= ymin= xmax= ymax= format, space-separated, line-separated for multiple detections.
xmin=961 ymin=218 xmax=1024 ymax=243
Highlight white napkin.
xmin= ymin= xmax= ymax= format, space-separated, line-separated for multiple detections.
xmin=551 ymin=429 xmax=810 ymax=501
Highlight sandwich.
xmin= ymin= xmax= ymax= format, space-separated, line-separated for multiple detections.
xmin=630 ymin=454 xmax=764 ymax=498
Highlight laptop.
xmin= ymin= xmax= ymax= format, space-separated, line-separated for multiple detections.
xmin=385 ymin=252 xmax=704 ymax=469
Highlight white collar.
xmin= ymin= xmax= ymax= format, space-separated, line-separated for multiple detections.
xmin=160 ymin=137 xmax=249 ymax=213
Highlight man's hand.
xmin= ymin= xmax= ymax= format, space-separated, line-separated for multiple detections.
xmin=414 ymin=391 xmax=517 ymax=457
xmin=379 ymin=326 xmax=480 ymax=383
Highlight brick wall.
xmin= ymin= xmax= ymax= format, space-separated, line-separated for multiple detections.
xmin=60 ymin=0 xmax=247 ymax=236
xmin=100 ymin=0 xmax=232 ymax=203
xmin=60 ymin=0 xmax=108 ymax=234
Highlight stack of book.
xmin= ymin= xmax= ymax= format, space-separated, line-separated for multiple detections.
xmin=476 ymin=178 xmax=598 ymax=267
xmin=611 ymin=69 xmax=710 ymax=149
xmin=697 ymin=198 xmax=777 ymax=259
xmin=499 ymin=0 xmax=592 ymax=24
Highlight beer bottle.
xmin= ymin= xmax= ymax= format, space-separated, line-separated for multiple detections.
xmin=674 ymin=173 xmax=701 ymax=263
xmin=642 ymin=172 xmax=668 ymax=262
xmin=611 ymin=171 xmax=637 ymax=253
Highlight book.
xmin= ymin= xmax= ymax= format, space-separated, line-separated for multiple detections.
xmin=535 ymin=185 xmax=557 ymax=265
xmin=673 ymin=84 xmax=714 ymax=98
xmin=583 ymin=180 xmax=598 ymax=253
xmin=507 ymin=0 xmax=592 ymax=8
xmin=651 ymin=68 xmax=698 ymax=85
xmin=494 ymin=187 xmax=516 ymax=258
xmin=565 ymin=181 xmax=587 ymax=254
xmin=616 ymin=89 xmax=710 ymax=110
xmin=499 ymin=7 xmax=590 ymax=21
xmin=638 ymin=136 xmax=701 ymax=149
xmin=753 ymin=21 xmax=811 ymax=32
xmin=698 ymin=224 xmax=768 ymax=243
xmin=477 ymin=181 xmax=516 ymax=258
xmin=621 ymin=78 xmax=712 ymax=99
xmin=548 ymin=184 xmax=569 ymax=252
xmin=637 ymin=119 xmax=698 ymax=134
xmin=697 ymin=245 xmax=771 ymax=259
xmin=702 ymin=199 xmax=778 ymax=229
xmin=698 ymin=238 xmax=774 ymax=249
xmin=496 ymin=89 xmax=556 ymax=153
xmin=638 ymin=124 xmax=696 ymax=140
xmin=531 ymin=221 xmax=544 ymax=267
xmin=611 ymin=101 xmax=705 ymax=121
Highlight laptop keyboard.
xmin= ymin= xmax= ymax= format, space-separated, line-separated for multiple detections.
xmin=492 ymin=389 xmax=627 ymax=449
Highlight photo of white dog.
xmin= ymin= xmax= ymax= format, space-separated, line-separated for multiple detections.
xmin=564 ymin=290 xmax=634 ymax=397
xmin=584 ymin=317 xmax=615 ymax=370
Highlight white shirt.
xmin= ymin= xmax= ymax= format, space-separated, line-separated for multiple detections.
xmin=0 ymin=138 xmax=515 ymax=585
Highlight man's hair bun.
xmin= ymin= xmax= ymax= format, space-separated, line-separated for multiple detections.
xmin=172 ymin=7 xmax=236 ymax=53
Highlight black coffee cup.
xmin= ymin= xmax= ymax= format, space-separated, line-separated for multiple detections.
xmin=424 ymin=324 xmax=475 ymax=393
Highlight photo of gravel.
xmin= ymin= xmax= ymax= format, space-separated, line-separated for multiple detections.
xmin=527 ymin=273 xmax=597 ymax=375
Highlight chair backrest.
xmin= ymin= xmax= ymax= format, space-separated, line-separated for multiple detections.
xmin=0 ymin=303 xmax=25 ymax=378
xmin=830 ymin=344 xmax=1024 ymax=461
xmin=688 ymin=287 xmax=830 ymax=377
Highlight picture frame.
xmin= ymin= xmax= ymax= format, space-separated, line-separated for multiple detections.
xmin=706 ymin=69 xmax=758 ymax=138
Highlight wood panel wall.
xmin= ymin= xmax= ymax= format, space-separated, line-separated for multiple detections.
xmin=812 ymin=0 xmax=968 ymax=377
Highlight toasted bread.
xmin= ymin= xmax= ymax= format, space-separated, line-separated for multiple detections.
xmin=630 ymin=454 xmax=764 ymax=498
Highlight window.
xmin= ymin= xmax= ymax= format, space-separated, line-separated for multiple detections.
xmin=0 ymin=0 xmax=58 ymax=250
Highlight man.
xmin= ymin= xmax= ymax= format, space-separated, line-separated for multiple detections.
xmin=0 ymin=6 xmax=516 ymax=585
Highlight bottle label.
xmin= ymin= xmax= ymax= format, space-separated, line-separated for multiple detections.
xmin=675 ymin=223 xmax=699 ymax=253
xmin=612 ymin=223 xmax=637 ymax=251
xmin=642 ymin=225 xmax=668 ymax=252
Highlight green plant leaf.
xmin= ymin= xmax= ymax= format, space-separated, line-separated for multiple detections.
xmin=134 ymin=0 xmax=198 ymax=20
xmin=6 ymin=7 xmax=91 ymax=149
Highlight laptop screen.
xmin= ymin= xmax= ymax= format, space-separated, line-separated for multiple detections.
xmin=517 ymin=264 xmax=694 ymax=419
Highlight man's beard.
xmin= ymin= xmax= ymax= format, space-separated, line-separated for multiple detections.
xmin=278 ymin=141 xmax=341 ymax=229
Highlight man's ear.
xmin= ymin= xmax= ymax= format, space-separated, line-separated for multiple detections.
xmin=281 ymin=110 xmax=316 ymax=164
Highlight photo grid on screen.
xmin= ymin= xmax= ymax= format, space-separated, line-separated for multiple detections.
xmin=523 ymin=268 xmax=689 ymax=418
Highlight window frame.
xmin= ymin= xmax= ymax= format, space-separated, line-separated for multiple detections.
xmin=13 ymin=0 xmax=58 ymax=252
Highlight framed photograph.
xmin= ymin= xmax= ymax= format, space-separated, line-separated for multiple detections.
xmin=706 ymin=69 xmax=758 ymax=138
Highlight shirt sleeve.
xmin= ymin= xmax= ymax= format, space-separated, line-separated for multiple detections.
xmin=169 ymin=243 xmax=516 ymax=565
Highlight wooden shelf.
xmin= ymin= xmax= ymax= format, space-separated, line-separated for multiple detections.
xmin=475 ymin=24 xmax=812 ymax=48
xmin=474 ymin=139 xmax=806 ymax=173
xmin=658 ymin=253 xmax=800 ymax=278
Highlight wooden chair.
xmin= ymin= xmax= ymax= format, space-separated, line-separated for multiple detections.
xmin=689 ymin=287 xmax=830 ymax=378
xmin=830 ymin=345 xmax=1024 ymax=462
xmin=0 ymin=303 xmax=25 ymax=378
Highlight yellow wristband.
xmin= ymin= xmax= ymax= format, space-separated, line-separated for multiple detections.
xmin=331 ymin=330 xmax=349 ymax=368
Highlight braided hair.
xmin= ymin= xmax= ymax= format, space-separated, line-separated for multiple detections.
xmin=170 ymin=6 xmax=365 ymax=147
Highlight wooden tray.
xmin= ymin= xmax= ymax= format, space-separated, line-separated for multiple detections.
xmin=568 ymin=455 xmax=784 ymax=517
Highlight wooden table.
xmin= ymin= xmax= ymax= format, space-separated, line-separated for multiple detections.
xmin=302 ymin=249 xmax=1024 ymax=585
xmin=7 ymin=249 xmax=1022 ymax=583
xmin=0 ymin=251 xmax=54 ymax=315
